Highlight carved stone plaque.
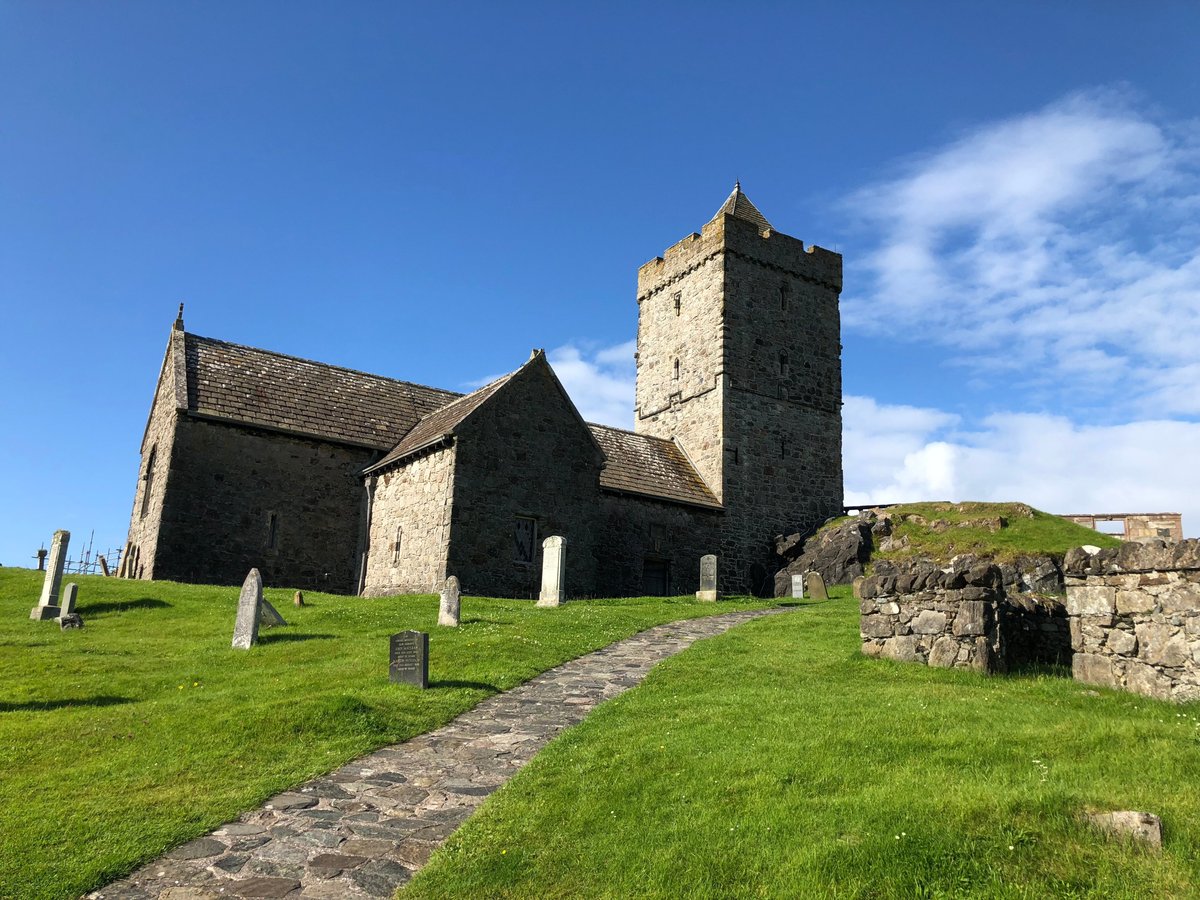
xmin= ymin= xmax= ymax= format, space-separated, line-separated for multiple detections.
xmin=390 ymin=630 xmax=429 ymax=688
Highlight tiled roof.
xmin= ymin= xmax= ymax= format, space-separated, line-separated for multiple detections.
xmin=589 ymin=424 xmax=721 ymax=510
xmin=183 ymin=334 xmax=461 ymax=449
xmin=709 ymin=182 xmax=773 ymax=232
xmin=365 ymin=373 xmax=515 ymax=472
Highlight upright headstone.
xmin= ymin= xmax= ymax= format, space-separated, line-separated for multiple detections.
xmin=293 ymin=590 xmax=305 ymax=607
xmin=696 ymin=554 xmax=718 ymax=602
xmin=232 ymin=568 xmax=263 ymax=649
xmin=537 ymin=536 xmax=566 ymax=607
xmin=60 ymin=583 xmax=78 ymax=616
xmin=389 ymin=630 xmax=429 ymax=688
xmin=804 ymin=570 xmax=828 ymax=601
xmin=791 ymin=573 xmax=805 ymax=599
xmin=259 ymin=597 xmax=287 ymax=627
xmin=438 ymin=576 xmax=461 ymax=627
xmin=98 ymin=555 xmax=110 ymax=577
xmin=30 ymin=530 xmax=70 ymax=621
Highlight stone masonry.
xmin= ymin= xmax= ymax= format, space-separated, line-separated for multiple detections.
xmin=1066 ymin=540 xmax=1200 ymax=702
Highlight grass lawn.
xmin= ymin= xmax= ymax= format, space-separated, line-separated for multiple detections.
xmin=403 ymin=588 xmax=1200 ymax=899
xmin=0 ymin=567 xmax=775 ymax=900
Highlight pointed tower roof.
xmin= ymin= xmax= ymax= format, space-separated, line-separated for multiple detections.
xmin=709 ymin=181 xmax=772 ymax=232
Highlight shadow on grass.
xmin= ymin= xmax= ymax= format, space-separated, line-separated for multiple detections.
xmin=0 ymin=695 xmax=135 ymax=713
xmin=81 ymin=597 xmax=172 ymax=616
xmin=257 ymin=632 xmax=336 ymax=644
xmin=431 ymin=680 xmax=502 ymax=693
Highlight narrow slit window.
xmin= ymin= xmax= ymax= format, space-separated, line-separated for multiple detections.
xmin=673 ymin=358 xmax=680 ymax=380
xmin=267 ymin=512 xmax=278 ymax=549
xmin=780 ymin=284 xmax=790 ymax=311
xmin=392 ymin=525 xmax=403 ymax=565
xmin=778 ymin=351 xmax=789 ymax=377
xmin=140 ymin=445 xmax=157 ymax=519
xmin=673 ymin=291 xmax=682 ymax=316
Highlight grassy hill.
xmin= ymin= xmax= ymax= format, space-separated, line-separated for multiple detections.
xmin=0 ymin=568 xmax=775 ymax=900
xmin=855 ymin=502 xmax=1121 ymax=564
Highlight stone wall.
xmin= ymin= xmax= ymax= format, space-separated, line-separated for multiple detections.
xmin=152 ymin=417 xmax=375 ymax=593
xmin=1066 ymin=540 xmax=1200 ymax=702
xmin=859 ymin=560 xmax=1004 ymax=672
xmin=362 ymin=445 xmax=456 ymax=597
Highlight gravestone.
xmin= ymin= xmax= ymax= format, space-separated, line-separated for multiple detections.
xmin=791 ymin=574 xmax=804 ymax=599
xmin=537 ymin=536 xmax=566 ymax=607
xmin=30 ymin=530 xmax=70 ymax=621
xmin=438 ymin=576 xmax=461 ymax=627
xmin=60 ymin=583 xmax=78 ymax=616
xmin=36 ymin=548 xmax=47 ymax=571
xmin=232 ymin=568 xmax=264 ymax=649
xmin=805 ymin=570 xmax=828 ymax=601
xmin=389 ymin=631 xmax=429 ymax=688
xmin=293 ymin=590 xmax=305 ymax=607
xmin=98 ymin=555 xmax=110 ymax=577
xmin=696 ymin=554 xmax=718 ymax=602
xmin=260 ymin=597 xmax=287 ymax=627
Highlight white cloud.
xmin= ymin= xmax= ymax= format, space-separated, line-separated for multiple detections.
xmin=844 ymin=88 xmax=1200 ymax=417
xmin=844 ymin=394 xmax=1200 ymax=537
xmin=548 ymin=340 xmax=636 ymax=428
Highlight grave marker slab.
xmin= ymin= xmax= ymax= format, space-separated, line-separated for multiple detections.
xmin=61 ymin=583 xmax=78 ymax=615
xmin=537 ymin=536 xmax=566 ymax=607
xmin=791 ymin=574 xmax=805 ymax=599
xmin=389 ymin=631 xmax=429 ymax=688
xmin=805 ymin=571 xmax=828 ymax=601
xmin=232 ymin=568 xmax=264 ymax=649
xmin=696 ymin=554 xmax=718 ymax=601
xmin=260 ymin=598 xmax=287 ymax=628
xmin=438 ymin=576 xmax=461 ymax=627
xmin=30 ymin=530 xmax=69 ymax=621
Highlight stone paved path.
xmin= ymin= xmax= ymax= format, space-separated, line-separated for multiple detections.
xmin=93 ymin=607 xmax=788 ymax=900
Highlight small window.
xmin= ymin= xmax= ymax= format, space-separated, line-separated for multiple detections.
xmin=649 ymin=524 xmax=666 ymax=553
xmin=779 ymin=283 xmax=790 ymax=311
xmin=392 ymin=525 xmax=403 ymax=565
xmin=140 ymin=445 xmax=157 ymax=519
xmin=673 ymin=358 xmax=680 ymax=380
xmin=515 ymin=516 xmax=537 ymax=564
xmin=266 ymin=512 xmax=278 ymax=549
xmin=778 ymin=351 xmax=789 ymax=377
xmin=673 ymin=291 xmax=682 ymax=316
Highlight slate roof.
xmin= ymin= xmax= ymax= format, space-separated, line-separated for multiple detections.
xmin=589 ymin=424 xmax=721 ymax=510
xmin=710 ymin=181 xmax=773 ymax=232
xmin=364 ymin=372 xmax=516 ymax=473
xmin=182 ymin=333 xmax=461 ymax=450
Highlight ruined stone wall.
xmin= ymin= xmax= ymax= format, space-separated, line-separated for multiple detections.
xmin=594 ymin=493 xmax=722 ymax=597
xmin=153 ymin=417 xmax=374 ymax=593
xmin=445 ymin=363 xmax=604 ymax=599
xmin=1066 ymin=541 xmax=1200 ymax=702
xmin=124 ymin=332 xmax=185 ymax=580
xmin=362 ymin=446 xmax=456 ymax=597
xmin=859 ymin=560 xmax=1005 ymax=672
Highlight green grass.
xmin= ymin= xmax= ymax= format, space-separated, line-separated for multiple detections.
xmin=403 ymin=588 xmax=1200 ymax=899
xmin=850 ymin=502 xmax=1122 ymax=564
xmin=0 ymin=568 xmax=775 ymax=900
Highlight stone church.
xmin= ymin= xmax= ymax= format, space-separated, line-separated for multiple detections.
xmin=121 ymin=186 xmax=844 ymax=598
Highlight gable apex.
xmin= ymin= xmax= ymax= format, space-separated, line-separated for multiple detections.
xmin=708 ymin=181 xmax=773 ymax=233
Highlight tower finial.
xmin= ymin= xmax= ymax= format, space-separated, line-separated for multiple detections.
xmin=173 ymin=302 xmax=185 ymax=332
xmin=734 ymin=179 xmax=741 ymax=192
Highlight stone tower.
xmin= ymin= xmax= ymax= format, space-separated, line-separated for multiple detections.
xmin=634 ymin=184 xmax=844 ymax=594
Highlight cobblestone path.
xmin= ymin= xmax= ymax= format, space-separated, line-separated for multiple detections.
xmin=93 ymin=607 xmax=788 ymax=900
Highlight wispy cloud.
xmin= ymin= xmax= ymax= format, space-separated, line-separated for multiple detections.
xmin=844 ymin=88 xmax=1200 ymax=416
xmin=548 ymin=340 xmax=636 ymax=428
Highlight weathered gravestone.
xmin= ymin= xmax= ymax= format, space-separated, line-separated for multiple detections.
xmin=537 ymin=536 xmax=566 ymax=607
xmin=696 ymin=554 xmax=718 ymax=602
xmin=260 ymin=597 xmax=287 ymax=627
xmin=438 ymin=576 xmax=461 ymax=627
xmin=60 ymin=583 xmax=78 ymax=615
xmin=293 ymin=590 xmax=305 ymax=607
xmin=30 ymin=530 xmax=70 ymax=621
xmin=791 ymin=573 xmax=805 ymax=599
xmin=389 ymin=630 xmax=429 ymax=688
xmin=805 ymin=570 xmax=828 ymax=601
xmin=232 ymin=569 xmax=264 ymax=649
xmin=98 ymin=555 xmax=110 ymax=577
xmin=36 ymin=548 xmax=47 ymax=571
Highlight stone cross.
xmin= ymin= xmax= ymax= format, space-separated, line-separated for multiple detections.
xmin=537 ymin=536 xmax=566 ymax=607
xmin=30 ymin=530 xmax=70 ymax=621
xmin=438 ymin=576 xmax=461 ymax=627
xmin=36 ymin=548 xmax=47 ymax=571
xmin=389 ymin=630 xmax=429 ymax=688
xmin=804 ymin=570 xmax=828 ymax=601
xmin=791 ymin=573 xmax=805 ymax=599
xmin=232 ymin=568 xmax=264 ymax=649
xmin=60 ymin=583 xmax=78 ymax=616
xmin=696 ymin=554 xmax=718 ymax=602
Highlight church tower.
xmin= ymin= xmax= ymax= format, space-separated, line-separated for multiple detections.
xmin=633 ymin=185 xmax=844 ymax=594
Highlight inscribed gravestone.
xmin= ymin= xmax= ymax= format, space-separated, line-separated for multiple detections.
xmin=791 ymin=574 xmax=804 ymax=599
xmin=30 ymin=530 xmax=70 ymax=620
xmin=537 ymin=536 xmax=566 ymax=607
xmin=232 ymin=568 xmax=264 ymax=649
xmin=696 ymin=554 xmax=718 ymax=602
xmin=438 ymin=576 xmax=461 ymax=627
xmin=805 ymin=571 xmax=828 ymax=601
xmin=389 ymin=631 xmax=429 ymax=688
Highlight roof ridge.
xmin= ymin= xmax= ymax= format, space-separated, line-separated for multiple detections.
xmin=186 ymin=332 xmax=462 ymax=399
xmin=586 ymin=421 xmax=675 ymax=445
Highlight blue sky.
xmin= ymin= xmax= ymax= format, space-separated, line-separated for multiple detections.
xmin=3 ymin=2 xmax=1199 ymax=567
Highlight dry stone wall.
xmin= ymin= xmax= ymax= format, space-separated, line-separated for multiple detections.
xmin=859 ymin=559 xmax=1004 ymax=672
xmin=1066 ymin=540 xmax=1200 ymax=702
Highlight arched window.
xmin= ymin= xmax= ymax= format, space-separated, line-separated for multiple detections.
xmin=140 ymin=445 xmax=157 ymax=519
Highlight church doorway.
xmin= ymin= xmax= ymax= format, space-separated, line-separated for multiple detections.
xmin=641 ymin=559 xmax=670 ymax=596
